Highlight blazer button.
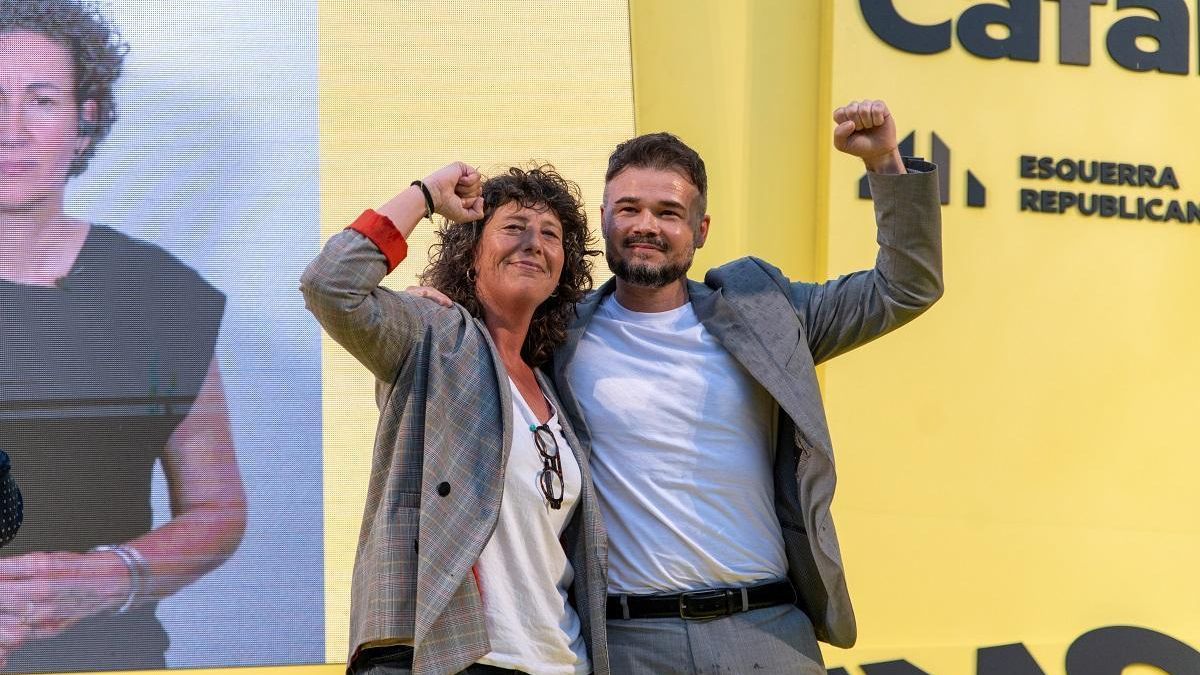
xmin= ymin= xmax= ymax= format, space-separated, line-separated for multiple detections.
xmin=437 ymin=482 xmax=451 ymax=497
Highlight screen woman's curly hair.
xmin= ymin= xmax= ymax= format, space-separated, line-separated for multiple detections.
xmin=1 ymin=0 xmax=128 ymax=177
xmin=420 ymin=165 xmax=600 ymax=367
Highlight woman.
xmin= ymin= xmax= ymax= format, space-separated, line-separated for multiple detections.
xmin=0 ymin=1 xmax=246 ymax=671
xmin=301 ymin=162 xmax=608 ymax=675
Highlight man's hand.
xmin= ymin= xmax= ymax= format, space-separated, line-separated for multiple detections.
xmin=833 ymin=99 xmax=905 ymax=175
xmin=422 ymin=162 xmax=485 ymax=223
xmin=404 ymin=285 xmax=453 ymax=307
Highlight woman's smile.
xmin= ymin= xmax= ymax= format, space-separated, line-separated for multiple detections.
xmin=508 ymin=259 xmax=546 ymax=274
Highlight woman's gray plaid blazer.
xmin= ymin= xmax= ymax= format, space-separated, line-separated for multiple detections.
xmin=301 ymin=228 xmax=609 ymax=675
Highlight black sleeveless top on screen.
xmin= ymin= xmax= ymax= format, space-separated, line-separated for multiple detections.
xmin=0 ymin=225 xmax=225 ymax=672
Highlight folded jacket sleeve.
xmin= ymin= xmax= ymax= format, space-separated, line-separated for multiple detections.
xmin=300 ymin=210 xmax=422 ymax=383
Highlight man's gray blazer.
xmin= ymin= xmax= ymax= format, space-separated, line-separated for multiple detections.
xmin=551 ymin=160 xmax=943 ymax=648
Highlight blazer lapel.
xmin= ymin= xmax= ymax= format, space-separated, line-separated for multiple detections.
xmin=689 ymin=280 xmax=783 ymax=390
xmin=551 ymin=280 xmax=614 ymax=449
xmin=414 ymin=313 xmax=511 ymax=646
xmin=555 ymin=280 xmax=612 ymax=380
xmin=689 ymin=280 xmax=831 ymax=457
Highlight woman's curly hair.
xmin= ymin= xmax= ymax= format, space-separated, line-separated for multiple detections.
xmin=1 ymin=0 xmax=128 ymax=177
xmin=420 ymin=165 xmax=600 ymax=367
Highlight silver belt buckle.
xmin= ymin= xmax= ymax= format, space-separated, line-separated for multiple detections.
xmin=678 ymin=588 xmax=733 ymax=620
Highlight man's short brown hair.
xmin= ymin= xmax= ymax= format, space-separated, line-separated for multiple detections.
xmin=605 ymin=132 xmax=708 ymax=218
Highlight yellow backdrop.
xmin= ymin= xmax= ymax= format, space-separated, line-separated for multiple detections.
xmin=632 ymin=0 xmax=1200 ymax=673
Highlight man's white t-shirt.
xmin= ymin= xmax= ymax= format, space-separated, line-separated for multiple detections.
xmin=566 ymin=294 xmax=787 ymax=594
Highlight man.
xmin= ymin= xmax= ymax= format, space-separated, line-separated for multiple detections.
xmin=549 ymin=100 xmax=942 ymax=673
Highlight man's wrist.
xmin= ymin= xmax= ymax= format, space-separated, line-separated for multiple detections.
xmin=863 ymin=149 xmax=906 ymax=175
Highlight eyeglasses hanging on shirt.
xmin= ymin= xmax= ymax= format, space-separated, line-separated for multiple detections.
xmin=531 ymin=424 xmax=564 ymax=510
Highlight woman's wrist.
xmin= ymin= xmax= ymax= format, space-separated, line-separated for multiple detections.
xmin=376 ymin=185 xmax=432 ymax=239
xmin=86 ymin=547 xmax=133 ymax=613
xmin=88 ymin=544 xmax=149 ymax=613
xmin=410 ymin=180 xmax=436 ymax=218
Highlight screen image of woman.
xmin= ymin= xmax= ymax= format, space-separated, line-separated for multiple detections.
xmin=0 ymin=0 xmax=246 ymax=671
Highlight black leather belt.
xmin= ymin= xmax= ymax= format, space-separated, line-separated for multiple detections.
xmin=606 ymin=579 xmax=797 ymax=621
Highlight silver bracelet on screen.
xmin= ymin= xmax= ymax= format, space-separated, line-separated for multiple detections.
xmin=90 ymin=544 xmax=151 ymax=614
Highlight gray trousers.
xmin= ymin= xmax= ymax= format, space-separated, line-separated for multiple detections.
xmin=606 ymin=604 xmax=826 ymax=674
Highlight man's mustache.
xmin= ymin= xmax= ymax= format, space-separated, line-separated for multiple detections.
xmin=622 ymin=235 xmax=667 ymax=251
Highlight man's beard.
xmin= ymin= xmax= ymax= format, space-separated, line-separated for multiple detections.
xmin=606 ymin=237 xmax=694 ymax=288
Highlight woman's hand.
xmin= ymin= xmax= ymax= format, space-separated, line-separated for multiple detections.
xmin=0 ymin=359 xmax=248 ymax=668
xmin=0 ymin=550 xmax=130 ymax=667
xmin=377 ymin=162 xmax=486 ymax=239
xmin=423 ymin=162 xmax=484 ymax=223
